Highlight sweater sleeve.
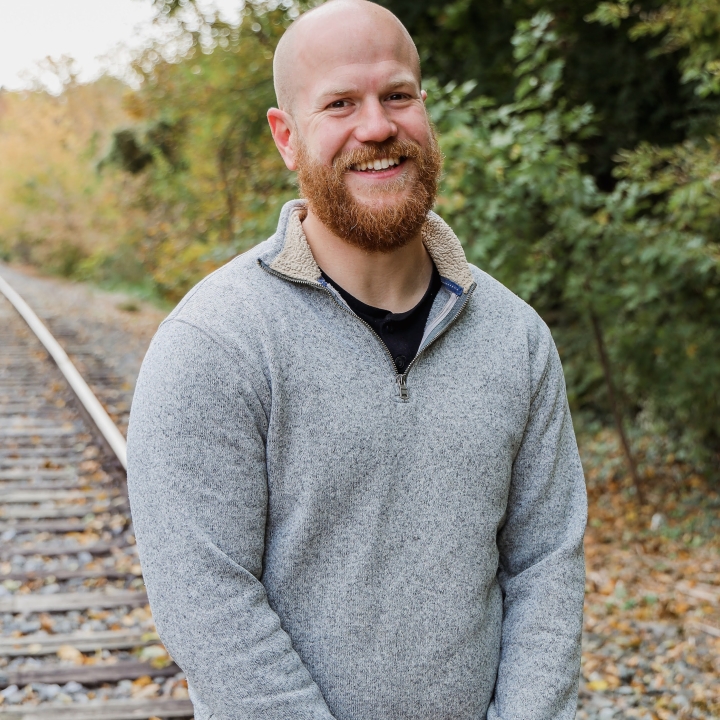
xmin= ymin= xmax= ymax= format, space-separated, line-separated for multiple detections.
xmin=126 ymin=319 xmax=335 ymax=720
xmin=487 ymin=319 xmax=587 ymax=720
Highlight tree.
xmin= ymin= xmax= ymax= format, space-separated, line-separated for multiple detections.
xmin=430 ymin=10 xmax=720 ymax=474
xmin=0 ymin=73 xmax=140 ymax=278
xmin=379 ymin=0 xmax=719 ymax=187
xmin=104 ymin=4 xmax=298 ymax=299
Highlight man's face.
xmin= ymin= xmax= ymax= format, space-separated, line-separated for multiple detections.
xmin=271 ymin=8 xmax=442 ymax=250
xmin=295 ymin=56 xmax=434 ymax=204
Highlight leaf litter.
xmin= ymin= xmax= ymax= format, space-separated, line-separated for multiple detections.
xmin=578 ymin=430 xmax=719 ymax=719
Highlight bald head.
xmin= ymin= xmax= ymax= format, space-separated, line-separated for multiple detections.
xmin=273 ymin=0 xmax=421 ymax=113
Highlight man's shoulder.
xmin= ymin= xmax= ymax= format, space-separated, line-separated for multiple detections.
xmin=463 ymin=264 xmax=563 ymax=389
xmin=162 ymin=237 xmax=279 ymax=336
xmin=467 ymin=263 xmax=548 ymax=335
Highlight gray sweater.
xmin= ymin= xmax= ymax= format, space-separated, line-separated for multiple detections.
xmin=127 ymin=200 xmax=587 ymax=720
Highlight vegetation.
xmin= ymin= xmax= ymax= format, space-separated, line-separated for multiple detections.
xmin=102 ymin=3 xmax=296 ymax=299
xmin=0 ymin=0 xmax=718 ymax=475
xmin=427 ymin=10 xmax=720 ymax=483
xmin=0 ymin=69 xmax=141 ymax=279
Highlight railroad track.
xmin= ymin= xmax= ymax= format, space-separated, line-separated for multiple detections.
xmin=0 ymin=277 xmax=193 ymax=719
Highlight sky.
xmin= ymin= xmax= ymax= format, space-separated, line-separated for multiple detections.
xmin=0 ymin=0 xmax=242 ymax=92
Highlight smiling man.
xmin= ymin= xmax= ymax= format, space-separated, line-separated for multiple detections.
xmin=127 ymin=2 xmax=587 ymax=719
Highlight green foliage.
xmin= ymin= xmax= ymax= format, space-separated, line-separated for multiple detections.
xmin=103 ymin=5 xmax=298 ymax=300
xmin=591 ymin=0 xmax=720 ymax=96
xmin=430 ymin=11 xmax=720 ymax=467
xmin=379 ymin=0 xmax=714 ymax=186
xmin=603 ymin=139 xmax=720 ymax=457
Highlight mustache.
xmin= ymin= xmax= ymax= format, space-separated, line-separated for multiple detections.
xmin=333 ymin=140 xmax=422 ymax=172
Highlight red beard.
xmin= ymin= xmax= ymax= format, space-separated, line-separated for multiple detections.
xmin=295 ymin=132 xmax=443 ymax=253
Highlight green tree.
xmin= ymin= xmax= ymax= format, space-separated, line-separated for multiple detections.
xmin=379 ymin=0 xmax=718 ymax=187
xmin=431 ymin=11 xmax=720 ymax=475
xmin=105 ymin=4 xmax=298 ymax=299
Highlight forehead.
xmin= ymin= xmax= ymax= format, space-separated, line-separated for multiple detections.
xmin=291 ymin=10 xmax=419 ymax=103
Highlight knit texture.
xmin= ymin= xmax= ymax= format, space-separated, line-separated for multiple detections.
xmin=127 ymin=200 xmax=587 ymax=720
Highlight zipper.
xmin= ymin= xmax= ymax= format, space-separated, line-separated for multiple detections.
xmin=419 ymin=292 xmax=457 ymax=347
xmin=396 ymin=374 xmax=409 ymax=400
xmin=259 ymin=259 xmax=475 ymax=400
xmin=394 ymin=285 xmax=475 ymax=396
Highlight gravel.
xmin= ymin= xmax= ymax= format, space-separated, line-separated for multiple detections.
xmin=0 ymin=262 xmax=168 ymax=436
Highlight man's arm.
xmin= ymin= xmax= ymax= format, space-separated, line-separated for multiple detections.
xmin=127 ymin=319 xmax=335 ymax=720
xmin=487 ymin=319 xmax=587 ymax=720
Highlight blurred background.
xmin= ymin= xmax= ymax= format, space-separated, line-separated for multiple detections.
xmin=1 ymin=0 xmax=718 ymax=473
xmin=0 ymin=1 xmax=718 ymax=717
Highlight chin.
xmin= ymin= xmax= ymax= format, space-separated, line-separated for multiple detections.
xmin=349 ymin=188 xmax=411 ymax=210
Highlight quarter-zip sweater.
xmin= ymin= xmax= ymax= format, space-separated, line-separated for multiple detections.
xmin=127 ymin=200 xmax=587 ymax=720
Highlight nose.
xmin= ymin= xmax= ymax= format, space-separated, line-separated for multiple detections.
xmin=354 ymin=97 xmax=397 ymax=144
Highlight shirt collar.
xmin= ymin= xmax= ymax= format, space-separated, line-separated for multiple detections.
xmin=264 ymin=200 xmax=475 ymax=295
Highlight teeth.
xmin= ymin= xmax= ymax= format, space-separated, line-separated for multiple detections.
xmin=352 ymin=157 xmax=402 ymax=171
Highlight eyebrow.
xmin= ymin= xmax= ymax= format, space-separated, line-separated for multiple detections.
xmin=320 ymin=86 xmax=360 ymax=98
xmin=318 ymin=77 xmax=418 ymax=100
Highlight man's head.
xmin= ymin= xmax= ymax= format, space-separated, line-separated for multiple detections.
xmin=267 ymin=0 xmax=442 ymax=253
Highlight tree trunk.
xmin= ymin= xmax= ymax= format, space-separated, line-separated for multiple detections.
xmin=589 ymin=310 xmax=646 ymax=506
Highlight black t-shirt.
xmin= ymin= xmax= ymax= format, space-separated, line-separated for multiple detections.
xmin=321 ymin=264 xmax=442 ymax=374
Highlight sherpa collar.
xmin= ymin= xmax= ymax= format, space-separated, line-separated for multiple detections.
xmin=268 ymin=201 xmax=475 ymax=294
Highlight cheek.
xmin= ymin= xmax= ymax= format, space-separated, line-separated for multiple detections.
xmin=306 ymin=123 xmax=354 ymax=167
xmin=411 ymin=123 xmax=434 ymax=148
xmin=396 ymin=109 xmax=433 ymax=145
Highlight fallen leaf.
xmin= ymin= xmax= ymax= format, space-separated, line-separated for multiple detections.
xmin=587 ymin=680 xmax=609 ymax=691
xmin=56 ymin=645 xmax=84 ymax=664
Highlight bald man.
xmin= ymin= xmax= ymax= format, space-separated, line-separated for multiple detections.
xmin=127 ymin=2 xmax=587 ymax=719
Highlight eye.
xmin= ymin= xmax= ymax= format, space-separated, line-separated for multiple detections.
xmin=387 ymin=93 xmax=410 ymax=101
xmin=327 ymin=100 xmax=350 ymax=109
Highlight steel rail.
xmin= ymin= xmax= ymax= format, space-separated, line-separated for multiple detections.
xmin=0 ymin=274 xmax=128 ymax=470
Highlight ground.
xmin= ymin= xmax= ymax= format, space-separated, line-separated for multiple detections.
xmin=579 ymin=432 xmax=719 ymax=719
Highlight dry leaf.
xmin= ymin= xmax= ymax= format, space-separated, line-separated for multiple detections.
xmin=56 ymin=645 xmax=84 ymax=664
xmin=587 ymin=680 xmax=609 ymax=691
xmin=132 ymin=682 xmax=160 ymax=699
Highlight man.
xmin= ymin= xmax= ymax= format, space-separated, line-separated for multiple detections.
xmin=127 ymin=1 xmax=587 ymax=719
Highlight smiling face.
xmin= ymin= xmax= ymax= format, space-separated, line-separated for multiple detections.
xmin=268 ymin=0 xmax=442 ymax=251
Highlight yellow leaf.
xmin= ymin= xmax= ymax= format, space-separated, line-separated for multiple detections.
xmin=587 ymin=680 xmax=609 ymax=691
xmin=57 ymin=645 xmax=84 ymax=664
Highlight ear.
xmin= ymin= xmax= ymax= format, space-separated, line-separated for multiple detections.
xmin=268 ymin=108 xmax=298 ymax=171
xmin=421 ymin=89 xmax=427 ymax=102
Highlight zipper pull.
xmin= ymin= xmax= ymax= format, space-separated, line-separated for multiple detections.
xmin=396 ymin=374 xmax=409 ymax=400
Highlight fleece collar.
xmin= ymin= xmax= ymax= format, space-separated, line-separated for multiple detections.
xmin=267 ymin=200 xmax=475 ymax=295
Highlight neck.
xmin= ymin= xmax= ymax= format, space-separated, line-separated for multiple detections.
xmin=302 ymin=207 xmax=433 ymax=313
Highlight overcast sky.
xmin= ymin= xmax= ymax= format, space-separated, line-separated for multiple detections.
xmin=0 ymin=0 xmax=242 ymax=92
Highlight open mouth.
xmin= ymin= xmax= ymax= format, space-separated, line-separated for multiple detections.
xmin=349 ymin=156 xmax=407 ymax=172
